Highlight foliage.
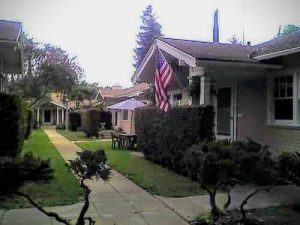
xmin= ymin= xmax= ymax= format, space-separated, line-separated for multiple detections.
xmin=184 ymin=139 xmax=278 ymax=185
xmin=0 ymin=153 xmax=53 ymax=196
xmin=81 ymin=109 xmax=100 ymax=138
xmin=0 ymin=93 xmax=25 ymax=157
xmin=279 ymin=151 xmax=300 ymax=185
xmin=133 ymin=5 xmax=163 ymax=69
xmin=70 ymin=83 xmax=98 ymax=108
xmin=8 ymin=33 xmax=84 ymax=104
xmin=69 ymin=111 xmax=81 ymax=131
xmin=280 ymin=24 xmax=300 ymax=36
xmin=135 ymin=106 xmax=215 ymax=174
xmin=56 ymin=123 xmax=66 ymax=130
xmin=25 ymin=110 xmax=33 ymax=139
xmin=67 ymin=150 xmax=110 ymax=225
xmin=77 ymin=141 xmax=205 ymax=197
xmin=100 ymin=111 xmax=112 ymax=129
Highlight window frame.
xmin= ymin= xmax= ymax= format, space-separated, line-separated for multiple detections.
xmin=268 ymin=73 xmax=299 ymax=126
xmin=122 ymin=109 xmax=129 ymax=121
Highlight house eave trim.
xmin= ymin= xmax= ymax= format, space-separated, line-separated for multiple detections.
xmin=131 ymin=39 xmax=197 ymax=84
xmin=254 ymin=47 xmax=300 ymax=60
xmin=196 ymin=59 xmax=283 ymax=69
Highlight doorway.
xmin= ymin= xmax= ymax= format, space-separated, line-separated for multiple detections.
xmin=216 ymin=87 xmax=235 ymax=140
xmin=44 ymin=110 xmax=51 ymax=123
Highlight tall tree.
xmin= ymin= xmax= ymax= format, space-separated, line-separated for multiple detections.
xmin=9 ymin=33 xmax=84 ymax=103
xmin=133 ymin=5 xmax=162 ymax=69
xmin=280 ymin=24 xmax=300 ymax=36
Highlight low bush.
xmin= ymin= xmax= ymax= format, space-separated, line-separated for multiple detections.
xmin=56 ymin=123 xmax=65 ymax=130
xmin=81 ymin=109 xmax=100 ymax=138
xmin=135 ymin=105 xmax=215 ymax=174
xmin=0 ymin=93 xmax=25 ymax=157
xmin=69 ymin=111 xmax=81 ymax=131
xmin=100 ymin=111 xmax=112 ymax=129
xmin=279 ymin=151 xmax=300 ymax=184
xmin=184 ymin=138 xmax=278 ymax=185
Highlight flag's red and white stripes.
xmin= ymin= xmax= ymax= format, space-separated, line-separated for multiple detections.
xmin=155 ymin=51 xmax=172 ymax=112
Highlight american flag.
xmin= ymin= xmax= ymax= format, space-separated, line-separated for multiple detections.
xmin=155 ymin=50 xmax=173 ymax=112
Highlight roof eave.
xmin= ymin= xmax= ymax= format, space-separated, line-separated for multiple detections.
xmin=254 ymin=47 xmax=300 ymax=60
xmin=131 ymin=38 xmax=197 ymax=84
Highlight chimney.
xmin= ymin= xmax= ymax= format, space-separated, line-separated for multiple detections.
xmin=213 ymin=9 xmax=219 ymax=43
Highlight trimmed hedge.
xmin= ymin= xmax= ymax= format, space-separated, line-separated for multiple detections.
xmin=135 ymin=105 xmax=215 ymax=173
xmin=100 ymin=111 xmax=112 ymax=129
xmin=0 ymin=93 xmax=25 ymax=157
xmin=69 ymin=111 xmax=81 ymax=131
xmin=81 ymin=109 xmax=100 ymax=137
xmin=184 ymin=139 xmax=278 ymax=185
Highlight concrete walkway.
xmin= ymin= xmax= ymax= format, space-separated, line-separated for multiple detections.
xmin=0 ymin=129 xmax=188 ymax=225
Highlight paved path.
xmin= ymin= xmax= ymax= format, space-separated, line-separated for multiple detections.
xmin=0 ymin=129 xmax=188 ymax=225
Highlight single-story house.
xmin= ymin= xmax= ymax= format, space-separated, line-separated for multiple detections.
xmin=31 ymin=92 xmax=100 ymax=127
xmin=96 ymin=83 xmax=150 ymax=106
xmin=107 ymin=98 xmax=146 ymax=134
xmin=132 ymin=33 xmax=300 ymax=154
xmin=0 ymin=20 xmax=23 ymax=92
xmin=31 ymin=93 xmax=68 ymax=126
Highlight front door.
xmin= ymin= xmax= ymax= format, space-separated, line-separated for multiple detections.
xmin=216 ymin=87 xmax=232 ymax=140
xmin=44 ymin=110 xmax=51 ymax=123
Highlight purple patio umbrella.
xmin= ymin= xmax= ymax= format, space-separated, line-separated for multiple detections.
xmin=107 ymin=98 xmax=146 ymax=110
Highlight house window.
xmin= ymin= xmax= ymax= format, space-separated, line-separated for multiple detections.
xmin=122 ymin=109 xmax=128 ymax=120
xmin=273 ymin=76 xmax=293 ymax=120
xmin=173 ymin=93 xmax=182 ymax=106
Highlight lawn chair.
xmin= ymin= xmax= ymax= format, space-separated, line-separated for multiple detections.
xmin=111 ymin=132 xmax=120 ymax=149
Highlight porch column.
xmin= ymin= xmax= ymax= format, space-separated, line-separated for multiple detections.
xmin=189 ymin=66 xmax=206 ymax=105
xmin=200 ymin=76 xmax=211 ymax=105
xmin=56 ymin=107 xmax=59 ymax=125
xmin=62 ymin=109 xmax=64 ymax=123
xmin=37 ymin=107 xmax=40 ymax=127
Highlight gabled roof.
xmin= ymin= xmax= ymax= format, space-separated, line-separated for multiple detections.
xmin=253 ymin=32 xmax=300 ymax=60
xmin=0 ymin=20 xmax=22 ymax=41
xmin=97 ymin=83 xmax=150 ymax=99
xmin=161 ymin=38 xmax=256 ymax=63
xmin=107 ymin=98 xmax=146 ymax=110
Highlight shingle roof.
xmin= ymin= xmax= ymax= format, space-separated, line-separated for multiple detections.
xmin=160 ymin=38 xmax=256 ymax=63
xmin=100 ymin=83 xmax=150 ymax=98
xmin=254 ymin=32 xmax=300 ymax=56
xmin=0 ymin=20 xmax=22 ymax=41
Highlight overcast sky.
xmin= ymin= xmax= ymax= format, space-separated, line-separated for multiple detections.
xmin=1 ymin=0 xmax=300 ymax=87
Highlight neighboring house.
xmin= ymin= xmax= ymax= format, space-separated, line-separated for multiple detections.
xmin=132 ymin=33 xmax=300 ymax=154
xmin=95 ymin=83 xmax=150 ymax=106
xmin=31 ymin=92 xmax=100 ymax=126
xmin=0 ymin=20 xmax=23 ymax=92
xmin=107 ymin=98 xmax=146 ymax=134
xmin=31 ymin=93 xmax=68 ymax=126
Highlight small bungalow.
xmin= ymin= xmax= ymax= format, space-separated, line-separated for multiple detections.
xmin=107 ymin=98 xmax=146 ymax=134
xmin=132 ymin=33 xmax=300 ymax=154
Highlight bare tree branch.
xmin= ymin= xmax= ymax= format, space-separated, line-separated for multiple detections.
xmin=14 ymin=191 xmax=71 ymax=225
xmin=76 ymin=179 xmax=91 ymax=225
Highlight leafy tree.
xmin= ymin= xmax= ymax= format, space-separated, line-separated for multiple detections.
xmin=70 ymin=83 xmax=98 ymax=107
xmin=280 ymin=24 xmax=300 ymax=36
xmin=133 ymin=5 xmax=162 ymax=69
xmin=9 ymin=33 xmax=84 ymax=104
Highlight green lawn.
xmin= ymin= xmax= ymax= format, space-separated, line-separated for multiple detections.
xmin=56 ymin=129 xmax=92 ymax=141
xmin=0 ymin=129 xmax=83 ymax=209
xmin=77 ymin=141 xmax=205 ymax=197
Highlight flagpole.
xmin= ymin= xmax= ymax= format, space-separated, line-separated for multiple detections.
xmin=157 ymin=48 xmax=185 ymax=90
